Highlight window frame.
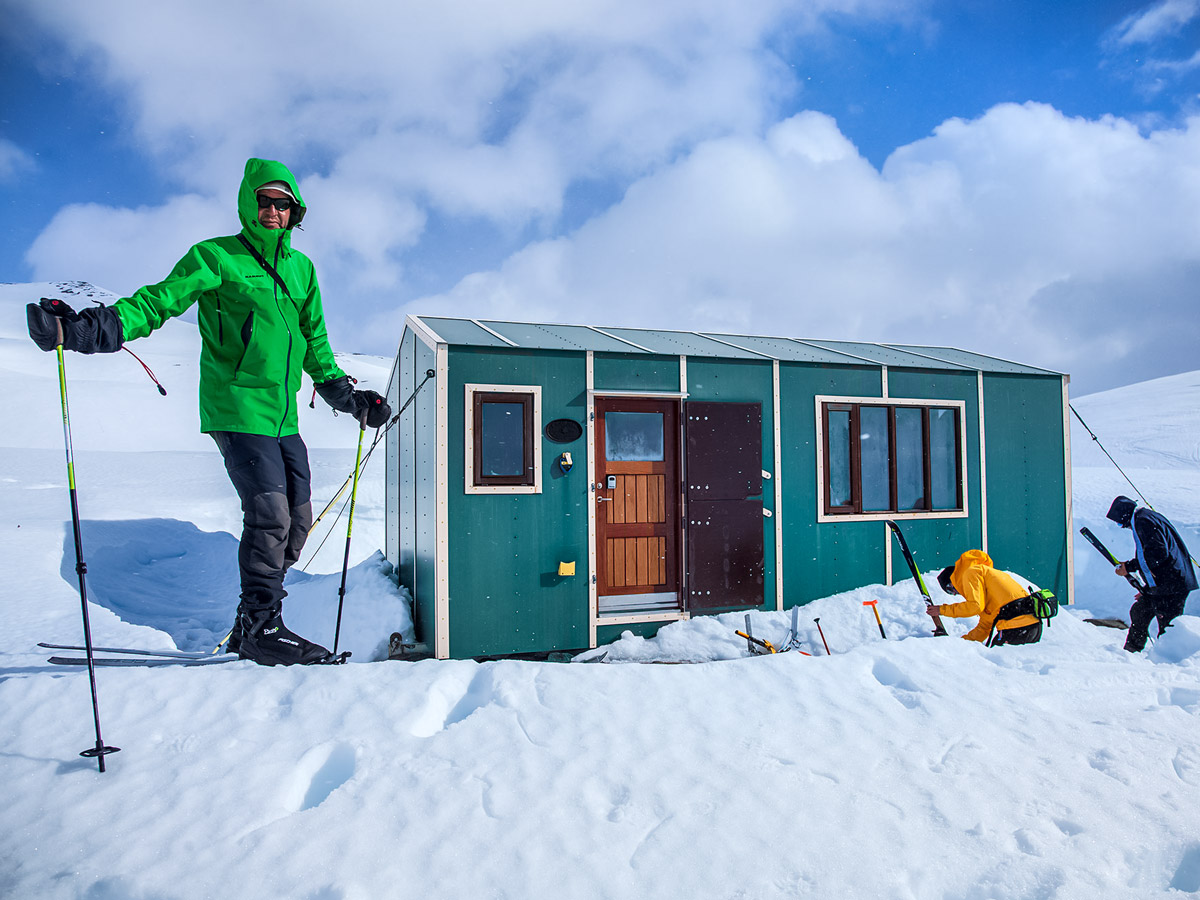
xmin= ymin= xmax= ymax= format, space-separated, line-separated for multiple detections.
xmin=464 ymin=383 xmax=542 ymax=494
xmin=815 ymin=395 xmax=967 ymax=522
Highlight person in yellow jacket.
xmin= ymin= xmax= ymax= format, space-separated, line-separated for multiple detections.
xmin=926 ymin=550 xmax=1042 ymax=645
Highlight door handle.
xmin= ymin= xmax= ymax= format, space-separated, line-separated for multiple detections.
xmin=597 ymin=496 xmax=612 ymax=502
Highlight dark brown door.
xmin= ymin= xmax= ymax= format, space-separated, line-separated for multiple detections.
xmin=595 ymin=398 xmax=680 ymax=604
xmin=685 ymin=401 xmax=764 ymax=610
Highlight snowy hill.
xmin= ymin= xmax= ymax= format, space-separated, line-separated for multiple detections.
xmin=1071 ymin=370 xmax=1200 ymax=620
xmin=2 ymin=283 xmax=1199 ymax=899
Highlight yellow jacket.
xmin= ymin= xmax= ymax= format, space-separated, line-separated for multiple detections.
xmin=940 ymin=550 xmax=1040 ymax=642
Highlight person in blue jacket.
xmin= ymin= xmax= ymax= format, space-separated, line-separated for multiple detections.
xmin=1106 ymin=495 xmax=1197 ymax=652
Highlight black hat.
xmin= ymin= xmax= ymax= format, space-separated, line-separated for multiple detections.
xmin=937 ymin=565 xmax=957 ymax=595
xmin=1106 ymin=496 xmax=1136 ymax=527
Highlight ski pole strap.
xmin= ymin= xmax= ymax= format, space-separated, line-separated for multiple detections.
xmin=236 ymin=233 xmax=292 ymax=298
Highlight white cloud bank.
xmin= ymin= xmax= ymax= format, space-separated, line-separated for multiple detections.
xmin=400 ymin=103 xmax=1200 ymax=392
xmin=14 ymin=0 xmax=1200 ymax=392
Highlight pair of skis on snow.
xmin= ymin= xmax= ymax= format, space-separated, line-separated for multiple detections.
xmin=41 ymin=642 xmax=351 ymax=668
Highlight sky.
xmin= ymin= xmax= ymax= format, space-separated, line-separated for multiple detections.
xmin=2 ymin=0 xmax=1200 ymax=394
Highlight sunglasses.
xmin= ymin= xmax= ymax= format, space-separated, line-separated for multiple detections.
xmin=257 ymin=195 xmax=294 ymax=212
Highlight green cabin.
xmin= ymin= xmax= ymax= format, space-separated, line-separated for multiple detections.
xmin=385 ymin=316 xmax=1073 ymax=660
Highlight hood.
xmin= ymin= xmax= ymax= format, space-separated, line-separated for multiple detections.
xmin=950 ymin=549 xmax=993 ymax=594
xmin=238 ymin=158 xmax=307 ymax=253
xmin=1106 ymin=496 xmax=1136 ymax=528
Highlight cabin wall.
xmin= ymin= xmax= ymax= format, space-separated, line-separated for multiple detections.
xmin=592 ymin=353 xmax=679 ymax=393
xmin=384 ymin=331 xmax=409 ymax=587
xmin=778 ymin=363 xmax=885 ymax=603
xmin=446 ymin=346 xmax=590 ymax=657
xmin=982 ymin=373 xmax=1070 ymax=604
xmin=411 ymin=335 xmax=439 ymax=647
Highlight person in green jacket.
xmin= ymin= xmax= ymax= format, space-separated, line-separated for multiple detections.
xmin=27 ymin=158 xmax=391 ymax=666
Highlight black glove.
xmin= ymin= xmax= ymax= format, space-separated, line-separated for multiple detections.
xmin=314 ymin=376 xmax=391 ymax=428
xmin=314 ymin=375 xmax=358 ymax=413
xmin=27 ymin=298 xmax=124 ymax=354
xmin=353 ymin=389 xmax=391 ymax=429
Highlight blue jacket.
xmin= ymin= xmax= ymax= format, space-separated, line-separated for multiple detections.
xmin=1109 ymin=499 xmax=1198 ymax=597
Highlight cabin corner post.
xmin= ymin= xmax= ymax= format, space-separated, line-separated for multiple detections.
xmin=773 ymin=359 xmax=784 ymax=611
xmin=1062 ymin=374 xmax=1074 ymax=605
xmin=586 ymin=351 xmax=598 ymax=648
xmin=435 ymin=341 xmax=451 ymax=659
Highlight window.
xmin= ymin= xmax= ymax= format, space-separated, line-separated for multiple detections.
xmin=604 ymin=411 xmax=665 ymax=461
xmin=820 ymin=399 xmax=963 ymax=517
xmin=465 ymin=384 xmax=542 ymax=493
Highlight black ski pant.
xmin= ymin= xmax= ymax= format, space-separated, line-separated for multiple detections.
xmin=990 ymin=621 xmax=1042 ymax=646
xmin=1125 ymin=591 xmax=1188 ymax=652
xmin=211 ymin=431 xmax=312 ymax=614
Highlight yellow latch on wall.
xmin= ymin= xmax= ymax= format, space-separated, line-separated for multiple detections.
xmin=558 ymin=561 xmax=576 ymax=576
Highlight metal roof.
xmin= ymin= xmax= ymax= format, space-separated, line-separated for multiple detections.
xmin=408 ymin=316 xmax=1064 ymax=376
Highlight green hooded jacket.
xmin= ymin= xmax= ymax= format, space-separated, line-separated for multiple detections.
xmin=113 ymin=158 xmax=346 ymax=437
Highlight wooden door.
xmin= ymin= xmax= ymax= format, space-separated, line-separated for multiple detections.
xmin=595 ymin=398 xmax=680 ymax=607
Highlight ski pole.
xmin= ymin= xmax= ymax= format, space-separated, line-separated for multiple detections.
xmin=53 ymin=341 xmax=119 ymax=771
xmin=863 ymin=600 xmax=887 ymax=640
xmin=332 ymin=411 xmax=368 ymax=655
xmin=814 ymin=617 xmax=831 ymax=655
xmin=1079 ymin=527 xmax=1147 ymax=591
xmin=307 ymin=368 xmax=436 ymax=538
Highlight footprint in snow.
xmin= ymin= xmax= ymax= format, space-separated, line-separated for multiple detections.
xmin=285 ymin=741 xmax=357 ymax=812
xmin=871 ymin=658 xmax=922 ymax=709
xmin=1171 ymin=843 xmax=1200 ymax=893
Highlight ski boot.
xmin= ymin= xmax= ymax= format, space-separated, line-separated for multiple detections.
xmin=223 ymin=617 xmax=245 ymax=655
xmin=235 ymin=604 xmax=331 ymax=666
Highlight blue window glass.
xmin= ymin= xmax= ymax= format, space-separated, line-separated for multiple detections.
xmin=828 ymin=409 xmax=851 ymax=507
xmin=480 ymin=401 xmax=526 ymax=477
xmin=860 ymin=406 xmax=890 ymax=512
xmin=930 ymin=408 xmax=958 ymax=510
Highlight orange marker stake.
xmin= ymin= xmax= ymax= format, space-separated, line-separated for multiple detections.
xmin=863 ymin=599 xmax=887 ymax=640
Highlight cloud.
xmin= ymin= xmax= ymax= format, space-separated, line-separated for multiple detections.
xmin=25 ymin=195 xmax=231 ymax=298
xmin=20 ymin=1 xmax=1200 ymax=393
xmin=400 ymin=103 xmax=1200 ymax=394
xmin=14 ymin=0 xmax=924 ymax=252
xmin=0 ymin=138 xmax=35 ymax=182
xmin=1110 ymin=0 xmax=1200 ymax=46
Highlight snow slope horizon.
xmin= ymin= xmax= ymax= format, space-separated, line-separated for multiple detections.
xmin=2 ymin=283 xmax=1200 ymax=898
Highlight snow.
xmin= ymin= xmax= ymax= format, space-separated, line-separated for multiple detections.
xmin=2 ymin=282 xmax=1200 ymax=899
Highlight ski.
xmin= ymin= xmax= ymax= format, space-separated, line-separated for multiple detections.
xmin=885 ymin=520 xmax=948 ymax=636
xmin=1079 ymin=527 xmax=1147 ymax=591
xmin=49 ymin=654 xmax=241 ymax=668
xmin=39 ymin=642 xmax=219 ymax=660
xmin=47 ymin=650 xmax=352 ymax=668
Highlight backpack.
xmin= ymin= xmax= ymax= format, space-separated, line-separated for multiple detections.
xmin=996 ymin=587 xmax=1059 ymax=628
